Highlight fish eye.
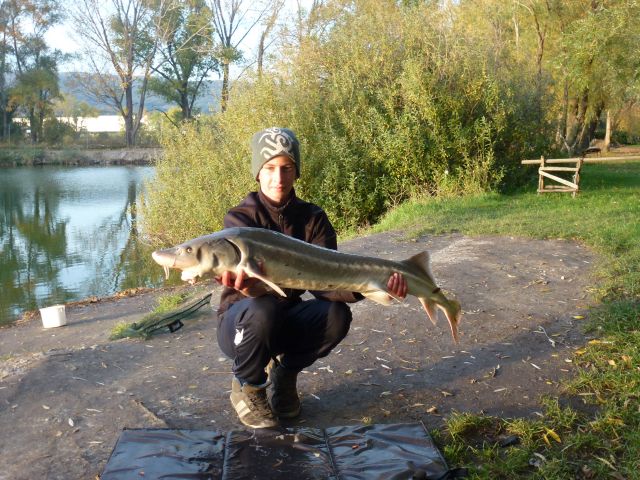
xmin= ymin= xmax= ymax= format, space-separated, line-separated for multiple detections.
xmin=186 ymin=246 xmax=192 ymax=254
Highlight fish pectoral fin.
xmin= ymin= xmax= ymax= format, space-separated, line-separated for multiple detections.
xmin=242 ymin=261 xmax=287 ymax=297
xmin=362 ymin=290 xmax=394 ymax=306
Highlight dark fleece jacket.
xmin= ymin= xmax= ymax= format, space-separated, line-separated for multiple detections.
xmin=217 ymin=188 xmax=362 ymax=316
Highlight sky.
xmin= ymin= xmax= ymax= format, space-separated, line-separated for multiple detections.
xmin=46 ymin=1 xmax=309 ymax=75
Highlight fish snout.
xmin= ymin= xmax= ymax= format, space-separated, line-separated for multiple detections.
xmin=151 ymin=249 xmax=175 ymax=267
xmin=152 ymin=246 xmax=200 ymax=270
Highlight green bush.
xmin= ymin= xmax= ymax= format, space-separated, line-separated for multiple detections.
xmin=143 ymin=0 xmax=555 ymax=239
xmin=42 ymin=118 xmax=77 ymax=146
xmin=141 ymin=116 xmax=255 ymax=244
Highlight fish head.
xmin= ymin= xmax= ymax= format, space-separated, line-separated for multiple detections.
xmin=152 ymin=235 xmax=240 ymax=283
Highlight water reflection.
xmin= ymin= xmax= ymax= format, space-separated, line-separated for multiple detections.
xmin=0 ymin=166 xmax=169 ymax=325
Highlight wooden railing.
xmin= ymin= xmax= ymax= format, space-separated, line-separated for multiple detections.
xmin=521 ymin=154 xmax=640 ymax=197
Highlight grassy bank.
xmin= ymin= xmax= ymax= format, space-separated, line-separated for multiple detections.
xmin=371 ymin=161 xmax=640 ymax=478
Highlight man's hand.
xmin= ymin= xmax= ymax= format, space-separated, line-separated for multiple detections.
xmin=387 ymin=272 xmax=408 ymax=300
xmin=215 ymin=265 xmax=267 ymax=297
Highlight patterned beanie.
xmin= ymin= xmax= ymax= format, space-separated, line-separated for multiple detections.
xmin=250 ymin=127 xmax=300 ymax=179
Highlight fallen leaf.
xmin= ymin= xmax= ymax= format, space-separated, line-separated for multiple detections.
xmin=545 ymin=428 xmax=561 ymax=443
xmin=594 ymin=455 xmax=616 ymax=471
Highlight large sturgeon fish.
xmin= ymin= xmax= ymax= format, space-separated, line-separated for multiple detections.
xmin=152 ymin=227 xmax=462 ymax=342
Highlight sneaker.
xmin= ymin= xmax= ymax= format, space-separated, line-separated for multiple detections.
xmin=269 ymin=364 xmax=301 ymax=418
xmin=230 ymin=377 xmax=279 ymax=429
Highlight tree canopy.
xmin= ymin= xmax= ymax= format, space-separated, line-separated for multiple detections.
xmin=143 ymin=0 xmax=640 ymax=240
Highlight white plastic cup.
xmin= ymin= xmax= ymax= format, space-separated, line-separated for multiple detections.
xmin=39 ymin=305 xmax=67 ymax=328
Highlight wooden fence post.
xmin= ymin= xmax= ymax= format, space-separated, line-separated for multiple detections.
xmin=538 ymin=156 xmax=545 ymax=193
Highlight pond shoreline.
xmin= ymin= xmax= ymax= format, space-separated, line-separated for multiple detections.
xmin=0 ymin=147 xmax=161 ymax=167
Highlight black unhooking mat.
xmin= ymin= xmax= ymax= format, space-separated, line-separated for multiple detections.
xmin=100 ymin=423 xmax=466 ymax=479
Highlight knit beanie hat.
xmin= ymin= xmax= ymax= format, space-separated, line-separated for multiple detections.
xmin=250 ymin=127 xmax=300 ymax=179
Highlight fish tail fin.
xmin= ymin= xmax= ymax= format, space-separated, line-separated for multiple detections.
xmin=418 ymin=297 xmax=439 ymax=326
xmin=419 ymin=297 xmax=461 ymax=343
xmin=408 ymin=250 xmax=461 ymax=343
xmin=431 ymin=298 xmax=461 ymax=344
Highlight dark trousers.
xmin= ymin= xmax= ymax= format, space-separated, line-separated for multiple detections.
xmin=217 ymin=296 xmax=352 ymax=385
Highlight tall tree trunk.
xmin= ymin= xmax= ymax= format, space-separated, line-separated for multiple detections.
xmin=574 ymin=98 xmax=598 ymax=153
xmin=257 ymin=30 xmax=267 ymax=79
xmin=0 ymin=33 xmax=7 ymax=139
xmin=604 ymin=110 xmax=612 ymax=152
xmin=221 ymin=61 xmax=230 ymax=112
xmin=555 ymin=79 xmax=569 ymax=149
xmin=180 ymin=81 xmax=190 ymax=120
xmin=563 ymin=92 xmax=589 ymax=155
xmin=125 ymin=81 xmax=135 ymax=147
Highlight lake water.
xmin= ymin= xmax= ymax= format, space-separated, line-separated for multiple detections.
xmin=0 ymin=165 xmax=171 ymax=325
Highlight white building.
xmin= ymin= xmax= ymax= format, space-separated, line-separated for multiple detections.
xmin=15 ymin=115 xmax=147 ymax=133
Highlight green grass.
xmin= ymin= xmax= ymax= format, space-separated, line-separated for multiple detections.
xmin=369 ymin=161 xmax=640 ymax=478
xmin=109 ymin=292 xmax=191 ymax=340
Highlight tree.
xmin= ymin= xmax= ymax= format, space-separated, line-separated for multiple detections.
xmin=71 ymin=0 xmax=164 ymax=146
xmin=256 ymin=0 xmax=284 ymax=78
xmin=209 ymin=0 xmax=274 ymax=111
xmin=149 ymin=0 xmax=218 ymax=122
xmin=560 ymin=1 xmax=640 ymax=152
xmin=2 ymin=0 xmax=64 ymax=143
xmin=0 ymin=0 xmax=12 ymax=139
xmin=9 ymin=57 xmax=61 ymax=142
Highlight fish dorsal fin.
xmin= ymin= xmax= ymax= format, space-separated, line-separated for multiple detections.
xmin=403 ymin=251 xmax=433 ymax=278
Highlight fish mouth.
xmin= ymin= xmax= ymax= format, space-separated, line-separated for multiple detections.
xmin=152 ymin=251 xmax=174 ymax=280
xmin=180 ymin=268 xmax=201 ymax=282
xmin=152 ymin=249 xmax=199 ymax=280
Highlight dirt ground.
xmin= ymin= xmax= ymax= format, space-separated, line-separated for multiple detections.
xmin=0 ymin=231 xmax=597 ymax=479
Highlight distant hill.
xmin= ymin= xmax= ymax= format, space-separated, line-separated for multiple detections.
xmin=59 ymin=72 xmax=222 ymax=115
